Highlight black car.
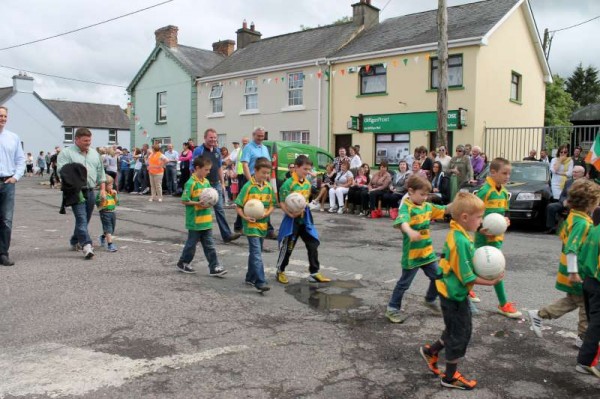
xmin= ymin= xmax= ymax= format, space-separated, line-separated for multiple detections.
xmin=460 ymin=161 xmax=552 ymax=227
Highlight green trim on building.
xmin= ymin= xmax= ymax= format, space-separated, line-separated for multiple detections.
xmin=351 ymin=110 xmax=461 ymax=132
xmin=191 ymin=82 xmax=198 ymax=138
xmin=356 ymin=92 xmax=389 ymax=98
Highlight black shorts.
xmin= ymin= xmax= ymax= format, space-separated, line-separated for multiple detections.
xmin=440 ymin=296 xmax=472 ymax=361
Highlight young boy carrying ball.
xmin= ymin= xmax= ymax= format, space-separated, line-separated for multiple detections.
xmin=420 ymin=192 xmax=504 ymax=390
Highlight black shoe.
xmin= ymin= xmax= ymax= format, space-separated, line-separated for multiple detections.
xmin=266 ymin=231 xmax=277 ymax=240
xmin=255 ymin=283 xmax=271 ymax=292
xmin=245 ymin=280 xmax=256 ymax=287
xmin=224 ymin=232 xmax=241 ymax=243
xmin=209 ymin=266 xmax=228 ymax=277
xmin=0 ymin=254 xmax=14 ymax=266
xmin=234 ymin=229 xmax=243 ymax=235
xmin=176 ymin=261 xmax=196 ymax=274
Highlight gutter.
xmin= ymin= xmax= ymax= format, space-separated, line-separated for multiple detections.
xmin=197 ymin=58 xmax=328 ymax=83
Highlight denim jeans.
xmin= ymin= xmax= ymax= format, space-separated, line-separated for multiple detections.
xmin=70 ymin=189 xmax=95 ymax=247
xmin=133 ymin=169 xmax=143 ymax=192
xmin=99 ymin=211 xmax=116 ymax=235
xmin=388 ymin=261 xmax=439 ymax=310
xmin=0 ymin=182 xmax=16 ymax=256
xmin=211 ymin=182 xmax=234 ymax=241
xmin=247 ymin=236 xmax=267 ymax=286
xmin=165 ymin=163 xmax=178 ymax=194
xmin=179 ymin=229 xmax=219 ymax=272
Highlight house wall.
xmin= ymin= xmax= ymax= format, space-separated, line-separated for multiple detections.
xmin=131 ymin=49 xmax=194 ymax=150
xmin=197 ymin=65 xmax=328 ymax=151
xmin=87 ymin=128 xmax=131 ymax=150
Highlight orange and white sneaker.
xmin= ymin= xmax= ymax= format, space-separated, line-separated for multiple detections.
xmin=468 ymin=291 xmax=481 ymax=303
xmin=440 ymin=371 xmax=477 ymax=390
xmin=419 ymin=345 xmax=441 ymax=376
xmin=497 ymin=302 xmax=523 ymax=319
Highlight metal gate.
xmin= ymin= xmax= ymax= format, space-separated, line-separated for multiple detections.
xmin=484 ymin=125 xmax=599 ymax=161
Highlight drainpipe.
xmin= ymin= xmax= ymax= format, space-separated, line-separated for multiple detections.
xmin=326 ymin=62 xmax=332 ymax=154
xmin=317 ymin=64 xmax=322 ymax=149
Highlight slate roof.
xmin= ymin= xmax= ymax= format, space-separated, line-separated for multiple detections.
xmin=45 ymin=100 xmax=130 ymax=130
xmin=571 ymin=103 xmax=600 ymax=122
xmin=0 ymin=87 xmax=14 ymax=104
xmin=167 ymin=45 xmax=225 ymax=77
xmin=332 ymin=0 xmax=519 ymax=57
xmin=205 ymin=22 xmax=360 ymax=77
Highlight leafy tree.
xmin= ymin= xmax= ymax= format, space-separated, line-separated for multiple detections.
xmin=566 ymin=63 xmax=600 ymax=107
xmin=544 ymin=74 xmax=577 ymax=150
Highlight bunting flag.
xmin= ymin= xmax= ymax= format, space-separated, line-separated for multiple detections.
xmin=268 ymin=78 xmax=272 ymax=83
xmin=324 ymin=70 xmax=330 ymax=79
xmin=340 ymin=69 xmax=345 ymax=76
xmin=585 ymin=134 xmax=600 ymax=170
xmin=425 ymin=54 xmax=431 ymax=60
xmin=316 ymin=71 xmax=322 ymax=79
xmin=403 ymin=58 xmax=408 ymax=66
xmin=365 ymin=65 xmax=371 ymax=73
xmin=382 ymin=62 xmax=387 ymax=69
xmin=414 ymin=56 xmax=419 ymax=64
xmin=282 ymin=77 xmax=285 ymax=82
xmin=392 ymin=60 xmax=399 ymax=68
xmin=331 ymin=70 xmax=336 ymax=77
xmin=275 ymin=77 xmax=279 ymax=83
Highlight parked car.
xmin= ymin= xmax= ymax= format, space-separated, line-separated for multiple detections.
xmin=460 ymin=161 xmax=552 ymax=227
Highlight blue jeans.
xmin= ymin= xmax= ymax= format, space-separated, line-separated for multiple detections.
xmin=165 ymin=163 xmax=178 ymax=194
xmin=70 ymin=189 xmax=95 ymax=247
xmin=388 ymin=261 xmax=439 ymax=310
xmin=211 ymin=182 xmax=234 ymax=241
xmin=133 ymin=169 xmax=143 ymax=192
xmin=0 ymin=182 xmax=15 ymax=256
xmin=179 ymin=229 xmax=219 ymax=272
xmin=99 ymin=211 xmax=116 ymax=235
xmin=247 ymin=236 xmax=267 ymax=286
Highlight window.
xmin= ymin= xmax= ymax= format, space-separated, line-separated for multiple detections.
xmin=510 ymin=71 xmax=521 ymax=102
xmin=244 ymin=79 xmax=258 ymax=110
xmin=317 ymin=152 xmax=333 ymax=170
xmin=209 ymin=84 xmax=223 ymax=113
xmin=431 ymin=55 xmax=463 ymax=88
xmin=64 ymin=127 xmax=73 ymax=143
xmin=108 ymin=129 xmax=117 ymax=144
xmin=288 ymin=72 xmax=304 ymax=106
xmin=153 ymin=137 xmax=171 ymax=152
xmin=157 ymin=92 xmax=167 ymax=122
xmin=375 ymin=133 xmax=410 ymax=165
xmin=217 ymin=133 xmax=227 ymax=147
xmin=360 ymin=64 xmax=387 ymax=94
xmin=281 ymin=130 xmax=310 ymax=144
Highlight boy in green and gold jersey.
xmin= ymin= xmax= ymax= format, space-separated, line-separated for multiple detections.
xmin=235 ymin=157 xmax=276 ymax=292
xmin=473 ymin=157 xmax=522 ymax=318
xmin=385 ymin=175 xmax=451 ymax=323
xmin=177 ymin=157 xmax=227 ymax=277
xmin=420 ymin=192 xmax=504 ymax=390
xmin=96 ymin=175 xmax=119 ymax=252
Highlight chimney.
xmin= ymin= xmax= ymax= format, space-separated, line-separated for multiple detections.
xmin=351 ymin=0 xmax=380 ymax=30
xmin=212 ymin=39 xmax=236 ymax=57
xmin=236 ymin=20 xmax=262 ymax=50
xmin=155 ymin=25 xmax=179 ymax=48
xmin=12 ymin=73 xmax=34 ymax=93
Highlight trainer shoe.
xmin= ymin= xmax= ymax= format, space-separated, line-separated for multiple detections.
xmin=575 ymin=335 xmax=584 ymax=349
xmin=245 ymin=280 xmax=256 ymax=287
xmin=82 ymin=244 xmax=94 ymax=260
xmin=527 ymin=310 xmax=543 ymax=338
xmin=71 ymin=243 xmax=82 ymax=251
xmin=423 ymin=299 xmax=441 ymax=313
xmin=107 ymin=243 xmax=118 ymax=252
xmin=384 ymin=308 xmax=407 ymax=324
xmin=176 ymin=261 xmax=196 ymax=274
xmin=468 ymin=298 xmax=479 ymax=314
xmin=440 ymin=371 xmax=477 ymax=390
xmin=468 ymin=291 xmax=481 ymax=303
xmin=99 ymin=235 xmax=107 ymax=248
xmin=309 ymin=273 xmax=331 ymax=283
xmin=276 ymin=270 xmax=289 ymax=284
xmin=328 ymin=206 xmax=338 ymax=213
xmin=497 ymin=302 xmax=522 ymax=318
xmin=308 ymin=200 xmax=320 ymax=211
xmin=419 ymin=345 xmax=441 ymax=375
xmin=255 ymin=283 xmax=271 ymax=292
xmin=224 ymin=233 xmax=241 ymax=243
xmin=209 ymin=266 xmax=228 ymax=277
xmin=576 ymin=363 xmax=600 ymax=378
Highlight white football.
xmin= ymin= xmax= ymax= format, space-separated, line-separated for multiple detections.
xmin=285 ymin=192 xmax=307 ymax=214
xmin=199 ymin=187 xmax=219 ymax=207
xmin=244 ymin=199 xmax=265 ymax=219
xmin=482 ymin=213 xmax=508 ymax=236
xmin=473 ymin=246 xmax=505 ymax=280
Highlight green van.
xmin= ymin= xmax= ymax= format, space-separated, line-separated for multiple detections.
xmin=262 ymin=141 xmax=334 ymax=187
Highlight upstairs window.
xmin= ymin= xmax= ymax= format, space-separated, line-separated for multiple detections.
xmin=157 ymin=91 xmax=167 ymax=122
xmin=288 ymin=72 xmax=304 ymax=106
xmin=108 ymin=129 xmax=117 ymax=144
xmin=510 ymin=72 xmax=522 ymax=102
xmin=281 ymin=130 xmax=309 ymax=144
xmin=360 ymin=64 xmax=387 ymax=94
xmin=244 ymin=79 xmax=258 ymax=110
xmin=209 ymin=84 xmax=223 ymax=113
xmin=431 ymin=54 xmax=463 ymax=88
xmin=64 ymin=127 xmax=73 ymax=143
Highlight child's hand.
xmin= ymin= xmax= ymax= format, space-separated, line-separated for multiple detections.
xmin=408 ymin=229 xmax=422 ymax=242
xmin=504 ymin=217 xmax=511 ymax=227
xmin=479 ymin=227 xmax=495 ymax=238
xmin=244 ymin=216 xmax=256 ymax=223
xmin=568 ymin=273 xmax=583 ymax=284
xmin=491 ymin=272 xmax=505 ymax=285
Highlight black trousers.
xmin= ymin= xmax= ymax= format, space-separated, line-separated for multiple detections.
xmin=276 ymin=222 xmax=320 ymax=274
xmin=440 ymin=296 xmax=472 ymax=361
xmin=383 ymin=192 xmax=403 ymax=209
xmin=361 ymin=189 xmax=387 ymax=210
xmin=577 ymin=277 xmax=600 ymax=366
xmin=347 ymin=186 xmax=366 ymax=205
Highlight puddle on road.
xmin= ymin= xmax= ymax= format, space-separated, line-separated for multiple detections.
xmin=285 ymin=280 xmax=363 ymax=311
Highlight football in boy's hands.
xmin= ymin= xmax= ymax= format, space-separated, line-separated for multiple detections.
xmin=473 ymin=246 xmax=506 ymax=280
xmin=482 ymin=213 xmax=508 ymax=236
xmin=244 ymin=199 xmax=265 ymax=219
xmin=199 ymin=188 xmax=219 ymax=207
xmin=285 ymin=192 xmax=307 ymax=214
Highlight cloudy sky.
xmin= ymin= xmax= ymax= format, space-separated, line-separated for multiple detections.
xmin=0 ymin=0 xmax=597 ymax=107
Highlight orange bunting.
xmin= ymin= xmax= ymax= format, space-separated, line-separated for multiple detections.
xmin=392 ymin=60 xmax=399 ymax=68
xmin=365 ymin=65 xmax=371 ymax=73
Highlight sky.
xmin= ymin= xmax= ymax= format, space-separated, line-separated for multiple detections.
xmin=0 ymin=0 xmax=598 ymax=107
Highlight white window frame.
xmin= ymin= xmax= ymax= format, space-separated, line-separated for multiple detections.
xmin=157 ymin=92 xmax=167 ymax=122
xmin=209 ymin=84 xmax=223 ymax=114
xmin=281 ymin=130 xmax=310 ymax=144
xmin=108 ymin=129 xmax=117 ymax=144
xmin=64 ymin=127 xmax=74 ymax=143
xmin=360 ymin=64 xmax=387 ymax=94
xmin=244 ymin=79 xmax=258 ymax=110
xmin=287 ymin=72 xmax=304 ymax=106
xmin=217 ymin=133 xmax=227 ymax=147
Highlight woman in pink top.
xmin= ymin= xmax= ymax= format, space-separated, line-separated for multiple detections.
xmin=361 ymin=161 xmax=392 ymax=219
xmin=347 ymin=164 xmax=370 ymax=215
xmin=179 ymin=142 xmax=193 ymax=192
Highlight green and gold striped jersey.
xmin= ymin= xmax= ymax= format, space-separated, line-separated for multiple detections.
xmin=235 ymin=177 xmax=276 ymax=237
xmin=474 ymin=176 xmax=509 ymax=248
xmin=556 ymin=210 xmax=593 ymax=295
xmin=182 ymin=175 xmax=212 ymax=231
xmin=96 ymin=191 xmax=118 ymax=211
xmin=579 ymin=224 xmax=600 ymax=281
xmin=279 ymin=172 xmax=311 ymax=203
xmin=393 ymin=199 xmax=446 ymax=269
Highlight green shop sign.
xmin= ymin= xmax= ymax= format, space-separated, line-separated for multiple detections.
xmin=351 ymin=109 xmax=465 ymax=132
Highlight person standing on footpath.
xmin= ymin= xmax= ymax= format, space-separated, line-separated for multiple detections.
xmin=233 ymin=137 xmax=249 ymax=233
xmin=0 ymin=106 xmax=25 ymax=266
xmin=164 ymin=143 xmax=179 ymax=195
xmin=58 ymin=127 xmax=106 ymax=259
xmin=190 ymin=128 xmax=241 ymax=243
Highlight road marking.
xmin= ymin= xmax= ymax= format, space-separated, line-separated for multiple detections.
xmin=0 ymin=343 xmax=248 ymax=398
xmin=117 ymin=206 xmax=144 ymax=213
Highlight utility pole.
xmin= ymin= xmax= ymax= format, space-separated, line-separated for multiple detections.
xmin=436 ymin=0 xmax=448 ymax=149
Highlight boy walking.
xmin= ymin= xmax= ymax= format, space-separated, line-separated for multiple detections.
xmin=177 ymin=157 xmax=227 ymax=277
xmin=420 ymin=192 xmax=504 ymax=390
xmin=276 ymin=155 xmax=330 ymax=284
xmin=385 ymin=175 xmax=450 ymax=323
xmin=96 ymin=175 xmax=118 ymax=252
xmin=235 ymin=157 xmax=276 ymax=292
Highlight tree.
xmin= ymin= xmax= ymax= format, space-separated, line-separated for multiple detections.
xmin=545 ymin=74 xmax=577 ymax=150
xmin=566 ymin=63 xmax=600 ymax=107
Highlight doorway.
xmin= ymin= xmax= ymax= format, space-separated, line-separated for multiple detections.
xmin=429 ymin=131 xmax=453 ymax=156
xmin=334 ymin=134 xmax=352 ymax=155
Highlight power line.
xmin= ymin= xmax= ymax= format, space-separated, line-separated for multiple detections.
xmin=380 ymin=0 xmax=393 ymax=14
xmin=0 ymin=0 xmax=174 ymax=51
xmin=549 ymin=15 xmax=600 ymax=33
xmin=0 ymin=65 xmax=126 ymax=88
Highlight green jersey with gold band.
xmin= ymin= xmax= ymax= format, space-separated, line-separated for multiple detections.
xmin=555 ymin=210 xmax=593 ymax=295
xmin=474 ymin=176 xmax=509 ymax=248
xmin=579 ymin=224 xmax=600 ymax=281
xmin=235 ymin=177 xmax=276 ymax=237
xmin=96 ymin=191 xmax=118 ymax=211
xmin=182 ymin=175 xmax=213 ymax=231
xmin=279 ymin=172 xmax=311 ymax=223
xmin=393 ymin=199 xmax=446 ymax=269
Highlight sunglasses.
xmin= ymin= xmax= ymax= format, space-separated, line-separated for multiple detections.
xmin=456 ymin=149 xmax=463 ymax=152
xmin=560 ymin=151 xmax=568 ymax=154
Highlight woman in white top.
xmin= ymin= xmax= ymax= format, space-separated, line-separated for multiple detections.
xmin=349 ymin=146 xmax=362 ymax=170
xmin=549 ymin=144 xmax=574 ymax=200
xmin=435 ymin=145 xmax=452 ymax=173
xmin=329 ymin=160 xmax=354 ymax=214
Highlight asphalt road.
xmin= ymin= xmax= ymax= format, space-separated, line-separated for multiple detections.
xmin=0 ymin=177 xmax=597 ymax=398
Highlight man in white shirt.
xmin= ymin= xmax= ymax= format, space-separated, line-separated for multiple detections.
xmin=0 ymin=106 xmax=25 ymax=266
xmin=163 ymin=143 xmax=179 ymax=195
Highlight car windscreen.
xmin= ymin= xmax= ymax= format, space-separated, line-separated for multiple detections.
xmin=509 ymin=164 xmax=547 ymax=182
